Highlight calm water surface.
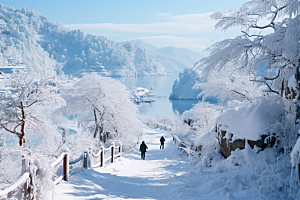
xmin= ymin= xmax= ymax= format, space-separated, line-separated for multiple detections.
xmin=114 ymin=76 xmax=199 ymax=116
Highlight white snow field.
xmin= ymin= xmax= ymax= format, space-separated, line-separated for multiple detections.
xmin=54 ymin=128 xmax=254 ymax=200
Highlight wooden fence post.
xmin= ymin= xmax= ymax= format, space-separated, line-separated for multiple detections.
xmin=63 ymin=153 xmax=69 ymax=181
xmin=298 ymin=163 xmax=300 ymax=180
xmin=22 ymin=160 xmax=33 ymax=200
xmin=24 ymin=174 xmax=33 ymax=200
xmin=83 ymin=151 xmax=88 ymax=169
xmin=111 ymin=143 xmax=115 ymax=163
xmin=100 ymin=146 xmax=104 ymax=167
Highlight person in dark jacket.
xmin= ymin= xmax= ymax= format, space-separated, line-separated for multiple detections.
xmin=160 ymin=136 xmax=165 ymax=149
xmin=139 ymin=141 xmax=148 ymax=160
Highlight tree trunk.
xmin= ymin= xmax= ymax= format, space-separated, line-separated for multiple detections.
xmin=93 ymin=109 xmax=98 ymax=138
xmin=295 ymin=66 xmax=300 ymax=126
xmin=19 ymin=102 xmax=25 ymax=147
xmin=99 ymin=126 xmax=104 ymax=142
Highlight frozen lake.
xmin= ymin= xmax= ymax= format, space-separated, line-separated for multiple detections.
xmin=113 ymin=76 xmax=199 ymax=116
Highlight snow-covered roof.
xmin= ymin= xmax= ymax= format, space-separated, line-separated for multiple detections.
xmin=216 ymin=100 xmax=285 ymax=141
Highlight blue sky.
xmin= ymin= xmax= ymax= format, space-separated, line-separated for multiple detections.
xmin=1 ymin=0 xmax=247 ymax=53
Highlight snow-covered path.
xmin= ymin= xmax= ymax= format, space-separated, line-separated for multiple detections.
xmin=54 ymin=128 xmax=199 ymax=200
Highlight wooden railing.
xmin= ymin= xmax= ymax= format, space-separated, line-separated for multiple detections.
xmin=52 ymin=151 xmax=69 ymax=184
xmin=0 ymin=143 xmax=122 ymax=199
xmin=173 ymin=134 xmax=185 ymax=150
xmin=0 ymin=172 xmax=30 ymax=199
xmin=173 ymin=134 xmax=194 ymax=155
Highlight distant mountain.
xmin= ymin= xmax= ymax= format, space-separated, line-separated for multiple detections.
xmin=131 ymin=40 xmax=201 ymax=73
xmin=0 ymin=4 xmax=171 ymax=77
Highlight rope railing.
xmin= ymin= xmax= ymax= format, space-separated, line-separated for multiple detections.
xmin=114 ymin=145 xmax=122 ymax=158
xmin=91 ymin=146 xmax=104 ymax=168
xmin=90 ymin=143 xmax=122 ymax=169
xmin=69 ymin=154 xmax=84 ymax=165
xmin=0 ymin=143 xmax=122 ymax=199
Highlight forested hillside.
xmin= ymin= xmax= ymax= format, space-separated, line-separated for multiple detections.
xmin=0 ymin=4 xmax=171 ymax=77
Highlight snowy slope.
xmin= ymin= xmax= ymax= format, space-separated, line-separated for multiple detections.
xmin=131 ymin=40 xmax=201 ymax=73
xmin=0 ymin=4 xmax=171 ymax=77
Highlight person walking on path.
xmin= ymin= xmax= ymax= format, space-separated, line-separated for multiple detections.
xmin=140 ymin=141 xmax=148 ymax=160
xmin=160 ymin=136 xmax=165 ymax=149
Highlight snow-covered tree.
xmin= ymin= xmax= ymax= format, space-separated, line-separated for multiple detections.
xmin=0 ymin=72 xmax=65 ymax=147
xmin=0 ymin=72 xmax=64 ymax=199
xmin=57 ymin=73 xmax=141 ymax=150
xmin=197 ymin=0 xmax=300 ymax=148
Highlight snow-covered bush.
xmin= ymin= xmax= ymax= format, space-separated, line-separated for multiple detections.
xmin=179 ymin=102 xmax=223 ymax=166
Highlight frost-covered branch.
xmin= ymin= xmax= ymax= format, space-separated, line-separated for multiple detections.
xmin=0 ymin=122 xmax=21 ymax=136
xmin=261 ymin=69 xmax=280 ymax=81
xmin=250 ymin=79 xmax=279 ymax=95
